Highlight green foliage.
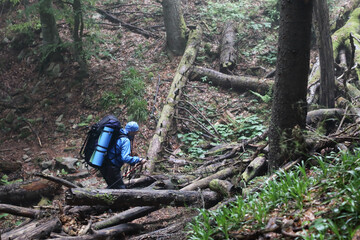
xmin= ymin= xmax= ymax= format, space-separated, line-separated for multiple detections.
xmin=121 ymin=67 xmax=148 ymax=122
xmin=100 ymin=91 xmax=120 ymax=109
xmin=249 ymin=90 xmax=272 ymax=103
xmin=187 ymin=150 xmax=360 ymax=239
xmin=177 ymin=132 xmax=207 ymax=159
xmin=214 ymin=115 xmax=267 ymax=141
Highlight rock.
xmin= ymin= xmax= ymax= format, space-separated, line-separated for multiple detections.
xmin=55 ymin=157 xmax=79 ymax=174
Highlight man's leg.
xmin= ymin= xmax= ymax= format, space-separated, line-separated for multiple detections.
xmin=99 ymin=162 xmax=126 ymax=189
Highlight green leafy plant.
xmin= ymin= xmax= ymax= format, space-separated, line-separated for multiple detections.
xmin=177 ymin=132 xmax=207 ymax=159
xmin=121 ymin=67 xmax=148 ymax=122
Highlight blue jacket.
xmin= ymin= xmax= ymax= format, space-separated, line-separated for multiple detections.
xmin=108 ymin=128 xmax=141 ymax=167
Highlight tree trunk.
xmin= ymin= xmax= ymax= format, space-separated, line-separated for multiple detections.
xmin=39 ymin=0 xmax=60 ymax=46
xmin=180 ymin=166 xmax=241 ymax=191
xmin=50 ymin=223 xmax=142 ymax=240
xmin=39 ymin=0 xmax=62 ymax=69
xmin=314 ymin=0 xmax=335 ymax=108
xmin=0 ymin=178 xmax=62 ymax=205
xmin=162 ymin=0 xmax=187 ymax=56
xmin=145 ymin=26 xmax=202 ymax=173
xmin=72 ymin=0 xmax=88 ymax=80
xmin=65 ymin=188 xmax=221 ymax=209
xmin=0 ymin=204 xmax=41 ymax=218
xmin=92 ymin=206 xmax=156 ymax=230
xmin=191 ymin=66 xmax=272 ymax=95
xmin=1 ymin=217 xmax=62 ymax=240
xmin=209 ymin=179 xmax=237 ymax=198
xmin=269 ymin=0 xmax=313 ymax=171
xmin=220 ymin=21 xmax=237 ymax=73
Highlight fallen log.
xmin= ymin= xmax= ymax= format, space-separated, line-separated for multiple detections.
xmin=220 ymin=21 xmax=237 ymax=73
xmin=190 ymin=66 xmax=272 ymax=95
xmin=145 ymin=26 xmax=202 ymax=173
xmin=96 ymin=8 xmax=159 ymax=39
xmin=35 ymin=172 xmax=81 ymax=188
xmin=241 ymin=156 xmax=268 ymax=183
xmin=209 ymin=179 xmax=239 ymax=198
xmin=1 ymin=217 xmax=62 ymax=240
xmin=180 ymin=166 xmax=242 ymax=191
xmin=65 ymin=188 xmax=221 ymax=209
xmin=92 ymin=206 xmax=156 ymax=230
xmin=306 ymin=108 xmax=345 ymax=126
xmin=0 ymin=203 xmax=41 ymax=218
xmin=0 ymin=178 xmax=62 ymax=205
xmin=50 ymin=223 xmax=142 ymax=240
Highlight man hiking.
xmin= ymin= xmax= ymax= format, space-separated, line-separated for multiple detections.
xmin=99 ymin=121 xmax=147 ymax=189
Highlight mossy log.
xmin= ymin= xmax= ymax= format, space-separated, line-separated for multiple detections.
xmin=191 ymin=66 xmax=272 ymax=95
xmin=209 ymin=179 xmax=238 ymax=198
xmin=0 ymin=178 xmax=62 ymax=206
xmin=306 ymin=108 xmax=345 ymax=126
xmin=65 ymin=188 xmax=221 ymax=209
xmin=1 ymin=217 xmax=62 ymax=240
xmin=241 ymin=156 xmax=267 ymax=183
xmin=180 ymin=166 xmax=242 ymax=191
xmin=145 ymin=26 xmax=202 ymax=173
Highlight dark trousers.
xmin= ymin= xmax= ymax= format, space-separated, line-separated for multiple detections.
xmin=99 ymin=161 xmax=126 ymax=189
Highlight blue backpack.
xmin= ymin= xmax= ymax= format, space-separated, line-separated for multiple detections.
xmin=79 ymin=115 xmax=123 ymax=168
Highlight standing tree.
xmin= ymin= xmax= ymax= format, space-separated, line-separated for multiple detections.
xmin=314 ymin=0 xmax=335 ymax=108
xmin=72 ymin=0 xmax=88 ymax=79
xmin=162 ymin=0 xmax=187 ymax=56
xmin=39 ymin=0 xmax=62 ymax=67
xmin=269 ymin=0 xmax=313 ymax=171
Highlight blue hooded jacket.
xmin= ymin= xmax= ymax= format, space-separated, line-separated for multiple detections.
xmin=107 ymin=128 xmax=141 ymax=167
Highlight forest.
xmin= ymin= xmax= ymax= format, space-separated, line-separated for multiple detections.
xmin=1 ymin=0 xmax=360 ymax=239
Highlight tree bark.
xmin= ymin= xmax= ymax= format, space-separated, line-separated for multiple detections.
xmin=241 ymin=156 xmax=267 ymax=183
xmin=39 ymin=0 xmax=60 ymax=46
xmin=145 ymin=26 xmax=202 ymax=173
xmin=269 ymin=0 xmax=313 ymax=171
xmin=162 ymin=0 xmax=187 ymax=56
xmin=65 ymin=188 xmax=221 ymax=209
xmin=180 ymin=166 xmax=241 ymax=191
xmin=1 ymin=217 xmax=62 ymax=240
xmin=92 ymin=206 xmax=156 ymax=230
xmin=191 ymin=66 xmax=272 ymax=95
xmin=220 ymin=21 xmax=237 ymax=73
xmin=0 ymin=178 xmax=62 ymax=205
xmin=0 ymin=204 xmax=41 ymax=218
xmin=72 ymin=0 xmax=88 ymax=80
xmin=209 ymin=179 xmax=237 ymax=198
xmin=50 ymin=223 xmax=142 ymax=240
xmin=314 ymin=0 xmax=335 ymax=108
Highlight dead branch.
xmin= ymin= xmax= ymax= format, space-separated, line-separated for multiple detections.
xmin=0 ymin=204 xmax=41 ymax=218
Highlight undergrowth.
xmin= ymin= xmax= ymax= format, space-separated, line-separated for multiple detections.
xmin=186 ymin=149 xmax=360 ymax=239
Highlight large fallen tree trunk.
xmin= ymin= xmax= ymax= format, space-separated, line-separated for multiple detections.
xmin=220 ymin=21 xmax=237 ymax=73
xmin=145 ymin=26 xmax=202 ymax=173
xmin=0 ymin=178 xmax=62 ymax=205
xmin=1 ymin=217 xmax=62 ymax=240
xmin=190 ymin=66 xmax=272 ymax=95
xmin=65 ymin=188 xmax=221 ymax=209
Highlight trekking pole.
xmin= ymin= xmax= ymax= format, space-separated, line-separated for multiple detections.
xmin=123 ymin=163 xmax=142 ymax=178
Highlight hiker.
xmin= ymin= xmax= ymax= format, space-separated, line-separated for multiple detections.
xmin=99 ymin=121 xmax=147 ymax=189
